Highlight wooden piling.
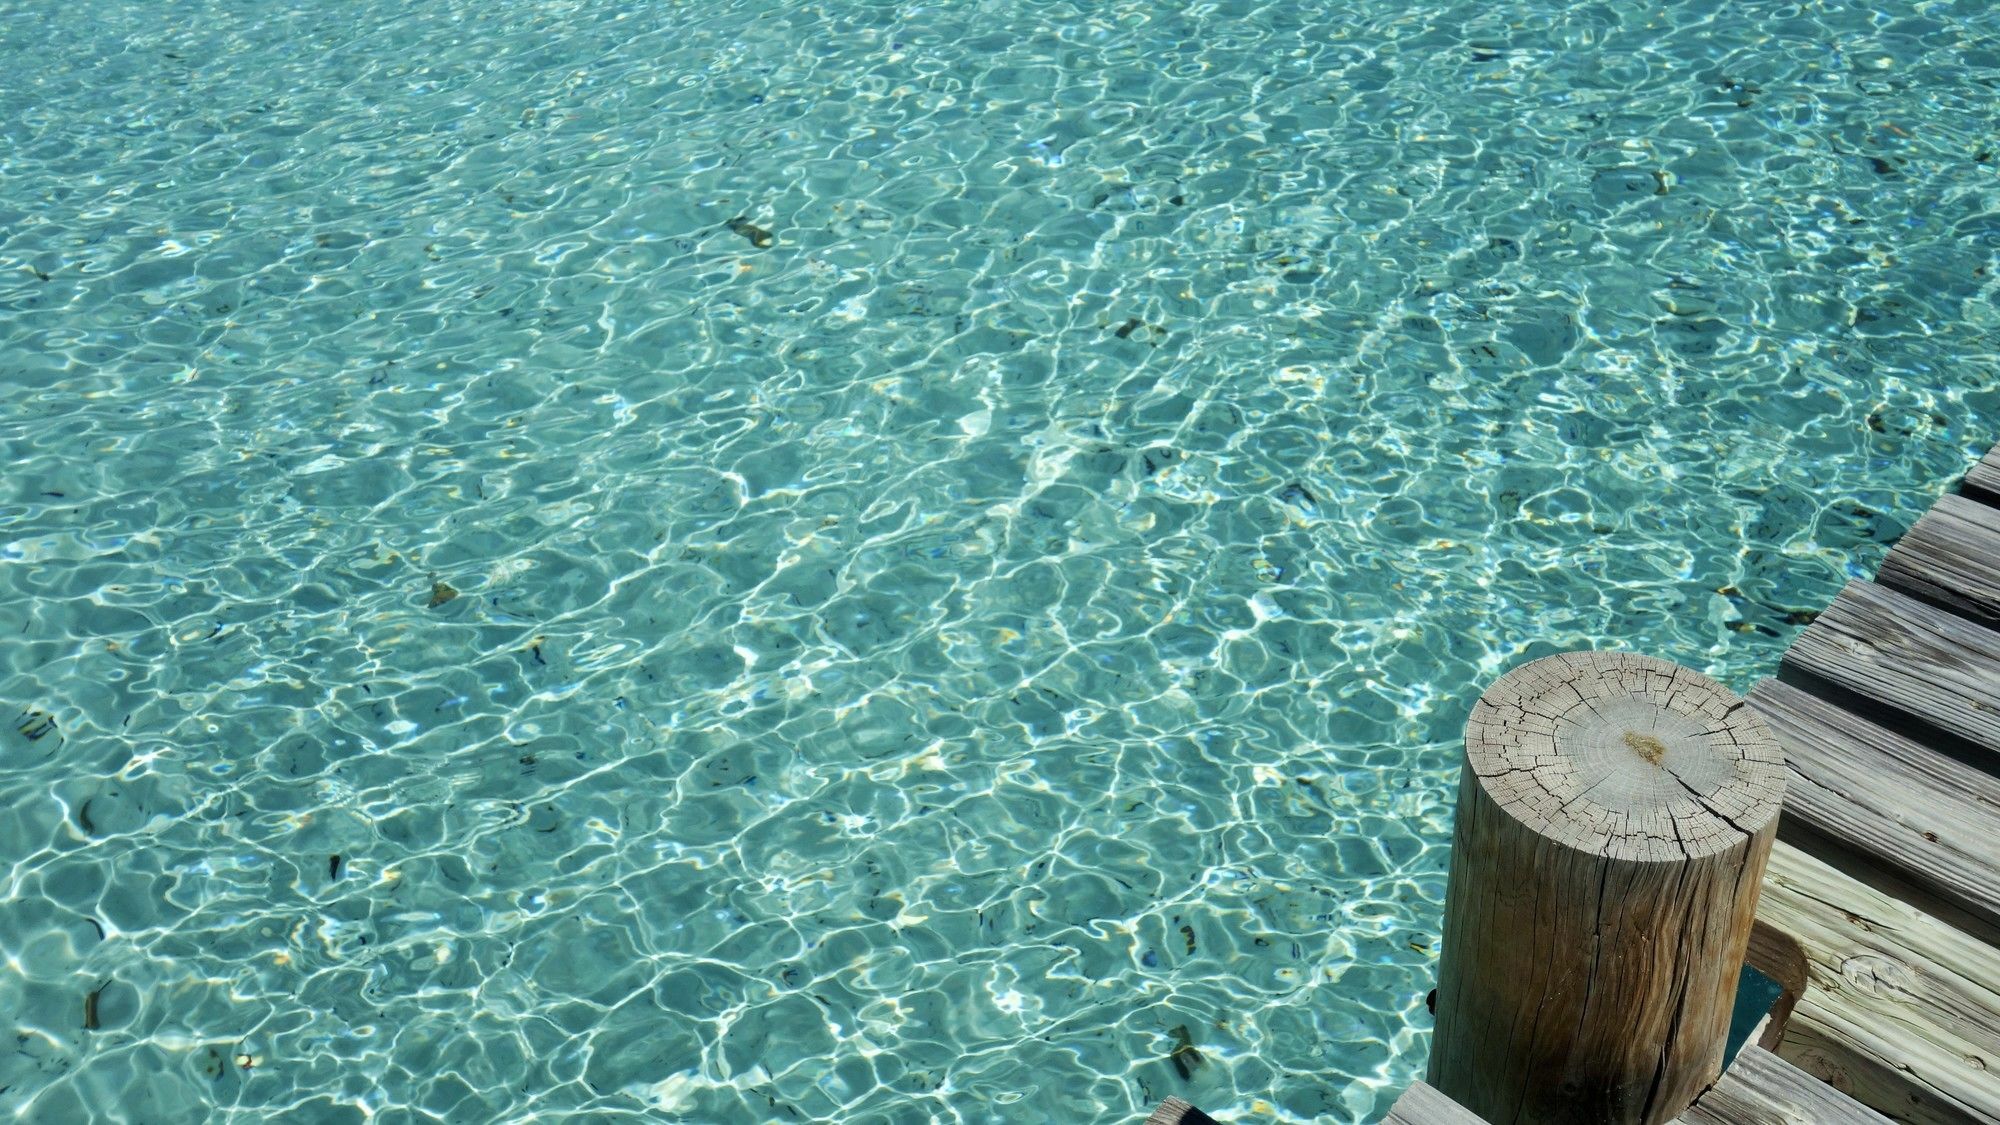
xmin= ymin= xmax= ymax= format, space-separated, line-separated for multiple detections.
xmin=1427 ymin=651 xmax=1785 ymax=1125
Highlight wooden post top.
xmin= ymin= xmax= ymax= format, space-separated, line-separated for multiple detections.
xmin=1465 ymin=651 xmax=1785 ymax=862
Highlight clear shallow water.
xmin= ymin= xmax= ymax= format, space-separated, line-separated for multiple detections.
xmin=1 ymin=0 xmax=1996 ymax=1120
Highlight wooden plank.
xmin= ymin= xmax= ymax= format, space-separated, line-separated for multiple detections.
xmin=1781 ymin=579 xmax=2000 ymax=755
xmin=1143 ymin=1096 xmax=1220 ymax=1125
xmin=1878 ymin=493 xmax=2000 ymax=631
xmin=1745 ymin=920 xmax=1808 ymax=1053
xmin=1754 ymin=840 xmax=2000 ymax=1125
xmin=1676 ymin=1046 xmax=1890 ymax=1124
xmin=1749 ymin=678 xmax=2000 ymax=933
xmin=1963 ymin=443 xmax=2000 ymax=506
xmin=1381 ymin=1082 xmax=1484 ymax=1124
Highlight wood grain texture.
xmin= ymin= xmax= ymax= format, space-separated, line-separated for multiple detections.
xmin=1429 ymin=652 xmax=1785 ymax=1125
xmin=1744 ymin=921 xmax=1808 ymax=1054
xmin=1756 ymin=841 xmax=2000 ymax=1125
xmin=1382 ymin=1081 xmax=1485 ymax=1124
xmin=1963 ymin=442 xmax=2000 ymax=506
xmin=1877 ymin=493 xmax=2000 ymax=631
xmin=1748 ymin=678 xmax=2000 ymax=933
xmin=1782 ymin=579 xmax=2000 ymax=754
xmin=1675 ymin=1046 xmax=1890 ymax=1125
xmin=1143 ymin=1096 xmax=1219 ymax=1125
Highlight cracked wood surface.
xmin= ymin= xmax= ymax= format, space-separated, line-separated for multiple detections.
xmin=1754 ymin=841 xmax=2000 ymax=1125
xmin=1459 ymin=652 xmax=1785 ymax=862
xmin=1429 ymin=652 xmax=1784 ymax=1125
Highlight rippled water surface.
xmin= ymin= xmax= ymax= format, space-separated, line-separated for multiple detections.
xmin=3 ymin=0 xmax=1997 ymax=1121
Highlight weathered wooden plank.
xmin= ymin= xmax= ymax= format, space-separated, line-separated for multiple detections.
xmin=1676 ymin=1046 xmax=1890 ymax=1125
xmin=1781 ymin=579 xmax=2000 ymax=755
xmin=1745 ymin=920 xmax=1807 ymax=1053
xmin=1381 ymin=1081 xmax=1484 ymax=1124
xmin=1748 ymin=678 xmax=2000 ymax=933
xmin=1877 ymin=493 xmax=2000 ymax=631
xmin=1755 ymin=840 xmax=2000 ymax=1125
xmin=1143 ymin=1096 xmax=1220 ymax=1125
xmin=1963 ymin=443 xmax=2000 ymax=506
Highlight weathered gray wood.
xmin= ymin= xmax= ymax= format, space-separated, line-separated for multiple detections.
xmin=1748 ymin=678 xmax=2000 ymax=933
xmin=1675 ymin=1046 xmax=1890 ymax=1125
xmin=1143 ymin=1096 xmax=1219 ymax=1125
xmin=1963 ymin=442 xmax=2000 ymax=506
xmin=1756 ymin=841 xmax=2000 ymax=1125
xmin=1877 ymin=493 xmax=2000 ymax=631
xmin=1382 ymin=1081 xmax=1484 ymax=1124
xmin=1430 ymin=652 xmax=1785 ymax=1125
xmin=1782 ymin=579 xmax=2000 ymax=755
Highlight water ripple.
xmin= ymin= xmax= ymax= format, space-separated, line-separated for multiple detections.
xmin=1 ymin=0 xmax=1995 ymax=1121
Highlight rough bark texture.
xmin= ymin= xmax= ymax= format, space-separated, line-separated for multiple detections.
xmin=1428 ymin=651 xmax=1784 ymax=1125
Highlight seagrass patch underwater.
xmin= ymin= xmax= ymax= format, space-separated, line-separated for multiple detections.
xmin=1 ymin=0 xmax=1996 ymax=1120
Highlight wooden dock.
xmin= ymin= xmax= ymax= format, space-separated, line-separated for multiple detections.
xmin=1383 ymin=1046 xmax=1895 ymax=1125
xmin=1376 ymin=439 xmax=2000 ymax=1123
xmin=1147 ymin=440 xmax=2000 ymax=1125
xmin=1746 ymin=440 xmax=2000 ymax=1124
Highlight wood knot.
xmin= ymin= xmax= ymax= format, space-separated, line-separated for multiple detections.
xmin=1839 ymin=953 xmax=1916 ymax=996
xmin=1622 ymin=730 xmax=1668 ymax=765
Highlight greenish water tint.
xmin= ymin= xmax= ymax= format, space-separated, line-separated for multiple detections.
xmin=1724 ymin=965 xmax=1786 ymax=1068
xmin=1 ymin=0 xmax=1995 ymax=1120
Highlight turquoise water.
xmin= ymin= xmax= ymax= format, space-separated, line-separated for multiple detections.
xmin=2 ymin=0 xmax=1996 ymax=1120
